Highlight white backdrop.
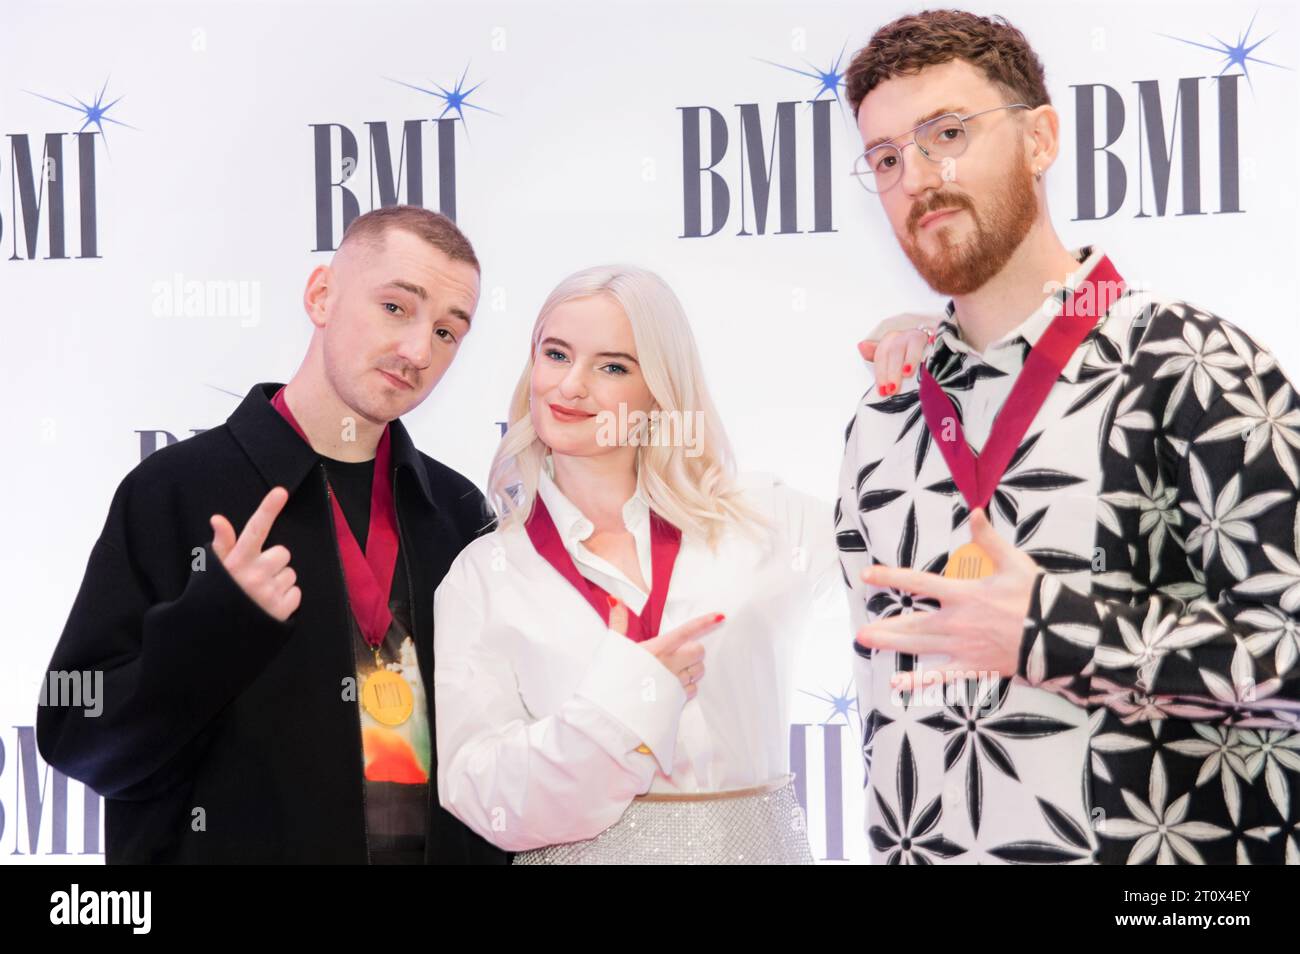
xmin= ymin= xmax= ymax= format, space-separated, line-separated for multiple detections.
xmin=2 ymin=0 xmax=1298 ymax=863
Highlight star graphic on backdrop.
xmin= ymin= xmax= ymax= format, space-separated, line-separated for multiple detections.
xmin=800 ymin=681 xmax=859 ymax=724
xmin=758 ymin=43 xmax=848 ymax=105
xmin=1160 ymin=10 xmax=1291 ymax=91
xmin=25 ymin=77 xmax=137 ymax=155
xmin=387 ymin=64 xmax=499 ymax=140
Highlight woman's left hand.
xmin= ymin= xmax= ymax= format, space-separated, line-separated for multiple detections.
xmin=857 ymin=313 xmax=939 ymax=397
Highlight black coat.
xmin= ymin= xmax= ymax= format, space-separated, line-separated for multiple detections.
xmin=37 ymin=382 xmax=508 ymax=864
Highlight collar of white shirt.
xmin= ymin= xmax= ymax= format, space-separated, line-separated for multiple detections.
xmin=535 ymin=459 xmax=655 ymax=601
xmin=931 ymin=244 xmax=1112 ymax=383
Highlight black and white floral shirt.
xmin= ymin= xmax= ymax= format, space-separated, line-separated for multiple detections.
xmin=837 ymin=245 xmax=1300 ymax=864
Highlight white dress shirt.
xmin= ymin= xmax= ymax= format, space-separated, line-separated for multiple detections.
xmin=433 ymin=461 xmax=838 ymax=851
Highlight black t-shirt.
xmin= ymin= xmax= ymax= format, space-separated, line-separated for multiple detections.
xmin=322 ymin=454 xmax=428 ymax=865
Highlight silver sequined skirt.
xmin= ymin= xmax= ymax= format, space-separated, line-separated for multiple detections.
xmin=512 ymin=774 xmax=813 ymax=865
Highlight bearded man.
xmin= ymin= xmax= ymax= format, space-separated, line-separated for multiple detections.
xmin=838 ymin=10 xmax=1300 ymax=864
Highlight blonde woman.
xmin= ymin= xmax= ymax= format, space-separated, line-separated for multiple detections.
xmin=432 ymin=265 xmax=839 ymax=863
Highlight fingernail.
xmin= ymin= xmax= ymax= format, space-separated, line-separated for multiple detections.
xmin=902 ymin=364 xmax=913 ymax=374
xmin=878 ymin=385 xmax=887 ymax=396
xmin=607 ymin=595 xmax=619 ymax=608
xmin=713 ymin=613 xmax=726 ymax=623
xmin=887 ymin=383 xmax=897 ymax=395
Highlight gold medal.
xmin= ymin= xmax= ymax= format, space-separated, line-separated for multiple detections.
xmin=361 ymin=669 xmax=414 ymax=726
xmin=943 ymin=540 xmax=995 ymax=579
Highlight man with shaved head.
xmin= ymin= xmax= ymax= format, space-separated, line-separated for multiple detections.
xmin=38 ymin=206 xmax=507 ymax=864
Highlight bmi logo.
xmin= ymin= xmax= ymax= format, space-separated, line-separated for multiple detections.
xmin=1071 ymin=15 xmax=1289 ymax=220
xmin=310 ymin=66 xmax=496 ymax=251
xmin=678 ymin=45 xmax=849 ymax=238
xmin=4 ymin=78 xmax=134 ymax=260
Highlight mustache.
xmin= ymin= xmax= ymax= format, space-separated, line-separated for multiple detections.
xmin=908 ymin=192 xmax=975 ymax=233
xmin=377 ymin=361 xmax=420 ymax=386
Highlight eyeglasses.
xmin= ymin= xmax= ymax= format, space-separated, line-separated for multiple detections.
xmin=851 ymin=104 xmax=1031 ymax=194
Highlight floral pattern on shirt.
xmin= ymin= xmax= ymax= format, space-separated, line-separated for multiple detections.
xmin=838 ymin=247 xmax=1300 ymax=864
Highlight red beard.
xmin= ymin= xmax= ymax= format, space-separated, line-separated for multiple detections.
xmin=900 ymin=151 xmax=1038 ymax=296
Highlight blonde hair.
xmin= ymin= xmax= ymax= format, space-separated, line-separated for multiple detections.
xmin=486 ymin=264 xmax=766 ymax=547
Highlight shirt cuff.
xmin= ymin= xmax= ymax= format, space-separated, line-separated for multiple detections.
xmin=573 ymin=634 xmax=687 ymax=775
xmin=1016 ymin=570 xmax=1102 ymax=685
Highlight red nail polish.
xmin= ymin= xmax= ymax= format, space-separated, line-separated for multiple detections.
xmin=902 ymin=364 xmax=913 ymax=374
xmin=607 ymin=595 xmax=618 ymax=608
xmin=714 ymin=613 xmax=726 ymax=623
xmin=878 ymin=385 xmax=887 ymax=396
xmin=886 ymin=383 xmax=897 ymax=395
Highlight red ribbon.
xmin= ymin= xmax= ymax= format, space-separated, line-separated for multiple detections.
xmin=525 ymin=494 xmax=681 ymax=643
xmin=271 ymin=386 xmax=398 ymax=649
xmin=918 ymin=256 xmax=1126 ymax=511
